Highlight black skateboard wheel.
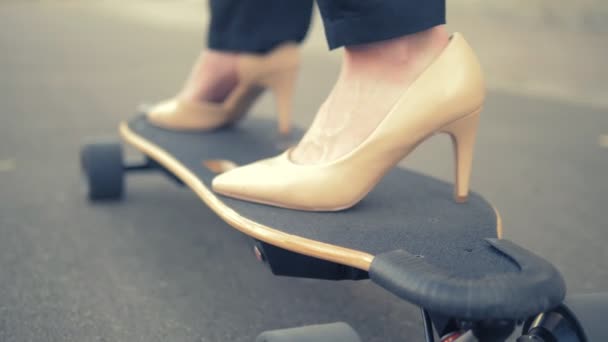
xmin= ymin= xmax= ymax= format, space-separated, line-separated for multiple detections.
xmin=81 ymin=141 xmax=124 ymax=200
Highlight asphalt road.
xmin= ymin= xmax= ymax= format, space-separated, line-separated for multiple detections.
xmin=1 ymin=2 xmax=607 ymax=342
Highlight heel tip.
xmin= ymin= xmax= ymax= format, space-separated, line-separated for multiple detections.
xmin=454 ymin=195 xmax=468 ymax=203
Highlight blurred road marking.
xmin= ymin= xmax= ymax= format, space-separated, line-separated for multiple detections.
xmin=0 ymin=159 xmax=16 ymax=172
xmin=600 ymin=135 xmax=608 ymax=148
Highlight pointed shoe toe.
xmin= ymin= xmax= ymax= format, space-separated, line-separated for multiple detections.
xmin=211 ymin=152 xmax=369 ymax=211
xmin=211 ymin=158 xmax=281 ymax=204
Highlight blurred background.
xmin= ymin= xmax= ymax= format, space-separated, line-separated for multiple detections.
xmin=0 ymin=1 xmax=606 ymax=341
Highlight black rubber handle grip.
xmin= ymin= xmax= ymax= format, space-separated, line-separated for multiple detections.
xmin=369 ymin=239 xmax=566 ymax=320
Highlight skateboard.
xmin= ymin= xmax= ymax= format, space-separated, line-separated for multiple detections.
xmin=82 ymin=115 xmax=570 ymax=341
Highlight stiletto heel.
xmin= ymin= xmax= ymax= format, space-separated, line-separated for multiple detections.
xmin=441 ymin=108 xmax=481 ymax=203
xmin=258 ymin=68 xmax=297 ymax=135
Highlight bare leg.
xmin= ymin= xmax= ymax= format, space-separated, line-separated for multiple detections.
xmin=177 ymin=50 xmax=239 ymax=103
xmin=291 ymin=25 xmax=449 ymax=164
xmin=177 ymin=0 xmax=312 ymax=105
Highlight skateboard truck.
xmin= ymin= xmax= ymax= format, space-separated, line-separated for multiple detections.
xmin=254 ymin=297 xmax=601 ymax=342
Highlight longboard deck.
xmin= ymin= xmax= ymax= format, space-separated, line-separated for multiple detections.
xmin=118 ymin=115 xmax=568 ymax=320
xmin=121 ymin=116 xmax=516 ymax=277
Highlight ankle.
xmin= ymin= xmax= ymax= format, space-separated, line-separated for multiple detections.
xmin=343 ymin=25 xmax=449 ymax=83
xmin=180 ymin=50 xmax=239 ymax=103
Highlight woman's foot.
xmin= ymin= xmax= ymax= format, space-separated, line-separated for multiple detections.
xmin=177 ymin=50 xmax=240 ymax=104
xmin=212 ymin=31 xmax=485 ymax=211
xmin=146 ymin=43 xmax=299 ymax=132
xmin=291 ymin=26 xmax=449 ymax=164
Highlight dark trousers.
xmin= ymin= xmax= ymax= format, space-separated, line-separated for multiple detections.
xmin=208 ymin=0 xmax=446 ymax=53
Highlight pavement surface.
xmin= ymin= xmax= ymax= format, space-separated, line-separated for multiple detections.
xmin=1 ymin=2 xmax=607 ymax=341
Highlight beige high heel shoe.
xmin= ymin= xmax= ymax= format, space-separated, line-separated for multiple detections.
xmin=212 ymin=33 xmax=485 ymax=211
xmin=147 ymin=43 xmax=299 ymax=135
